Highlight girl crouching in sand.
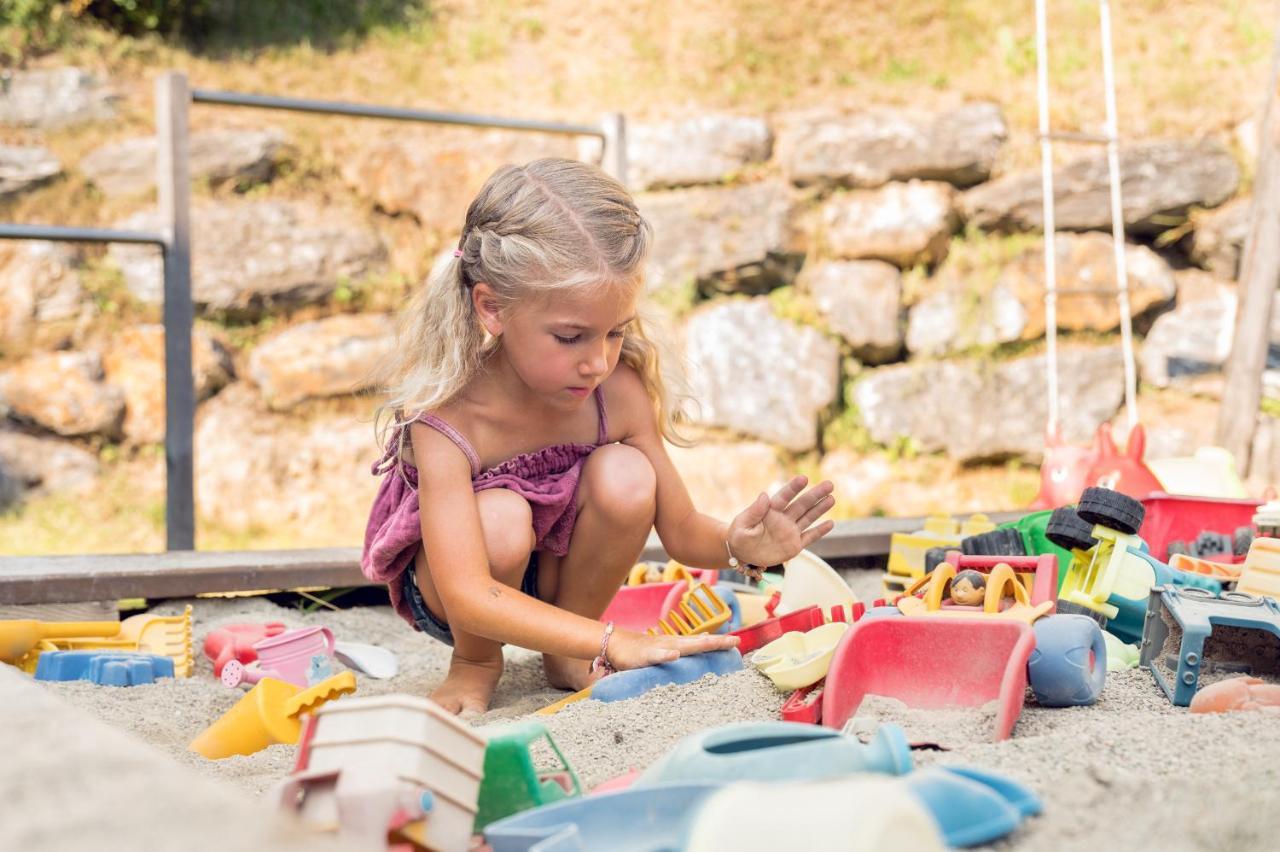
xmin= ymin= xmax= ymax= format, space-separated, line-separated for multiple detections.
xmin=362 ymin=158 xmax=836 ymax=715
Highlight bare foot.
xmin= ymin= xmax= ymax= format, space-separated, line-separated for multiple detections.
xmin=542 ymin=653 xmax=602 ymax=693
xmin=430 ymin=651 xmax=504 ymax=718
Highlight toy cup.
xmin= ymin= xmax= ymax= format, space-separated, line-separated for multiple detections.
xmin=222 ymin=626 xmax=335 ymax=688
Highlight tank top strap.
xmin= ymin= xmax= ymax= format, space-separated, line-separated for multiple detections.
xmin=593 ymin=386 xmax=609 ymax=444
xmin=414 ymin=414 xmax=482 ymax=478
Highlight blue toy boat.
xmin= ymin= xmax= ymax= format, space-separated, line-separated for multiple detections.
xmin=484 ymin=782 xmax=720 ymax=852
xmin=636 ymin=721 xmax=912 ymax=786
xmin=590 ymin=649 xmax=743 ymax=703
xmin=34 ymin=651 xmax=174 ymax=686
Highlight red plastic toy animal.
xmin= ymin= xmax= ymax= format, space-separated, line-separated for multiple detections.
xmin=202 ymin=621 xmax=286 ymax=677
xmin=1084 ymin=423 xmax=1162 ymax=501
xmin=1029 ymin=426 xmax=1101 ymax=510
xmin=1189 ymin=676 xmax=1280 ymax=714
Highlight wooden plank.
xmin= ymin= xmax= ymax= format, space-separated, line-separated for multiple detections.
xmin=1217 ymin=31 xmax=1280 ymax=467
xmin=0 ymin=600 xmax=118 ymax=621
xmin=0 ymin=512 xmax=1026 ymax=606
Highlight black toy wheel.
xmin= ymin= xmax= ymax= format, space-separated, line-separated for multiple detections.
xmin=1234 ymin=526 xmax=1255 ymax=557
xmin=1055 ymin=599 xmax=1109 ymax=629
xmin=923 ymin=547 xmax=951 ymax=574
xmin=1193 ymin=531 xmax=1231 ymax=559
xmin=1075 ymin=487 xmax=1145 ymax=535
xmin=1046 ymin=507 xmax=1098 ymax=552
xmin=960 ymin=527 xmax=1026 ymax=557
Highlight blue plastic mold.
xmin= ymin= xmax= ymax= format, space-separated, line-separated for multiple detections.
xmin=34 ymin=651 xmax=175 ymax=686
xmin=590 ymin=648 xmax=742 ymax=703
xmin=905 ymin=766 xmax=1042 ymax=847
xmin=1139 ymin=585 xmax=1280 ymax=706
xmin=484 ymin=782 xmax=721 ymax=852
xmin=635 ymin=721 xmax=912 ymax=786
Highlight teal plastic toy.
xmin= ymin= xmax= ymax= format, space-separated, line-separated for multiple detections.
xmin=636 ymin=721 xmax=912 ymax=787
xmin=473 ymin=720 xmax=581 ymax=831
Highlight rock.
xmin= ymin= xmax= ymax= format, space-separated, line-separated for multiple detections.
xmin=0 ymin=243 xmax=84 ymax=354
xmin=0 ymin=351 xmax=125 ymax=439
xmin=906 ymin=283 xmax=1027 ymax=356
xmin=665 ymin=439 xmax=785 ymax=519
xmin=612 ymin=115 xmax=771 ymax=190
xmin=852 ymin=346 xmax=1125 ymax=461
xmin=0 ymin=144 xmax=61 ymax=198
xmin=1190 ymin=197 xmax=1250 ymax=279
xmin=247 ymin=313 xmax=394 ymax=411
xmin=819 ymin=181 xmax=958 ymax=268
xmin=1139 ymin=287 xmax=1236 ymax=388
xmin=817 ymin=450 xmax=895 ymax=512
xmin=109 ymin=200 xmax=386 ymax=316
xmin=962 ymin=140 xmax=1240 ymax=234
xmin=775 ymin=102 xmax=1006 ymax=188
xmin=0 ymin=68 xmax=117 ymax=128
xmin=0 ymin=424 xmax=100 ymax=500
xmin=998 ymin=233 xmax=1176 ymax=337
xmin=80 ymin=129 xmax=286 ymax=198
xmin=101 ymin=325 xmax=234 ymax=444
xmin=799 ymin=259 xmax=902 ymax=363
xmin=194 ymin=383 xmax=380 ymax=535
xmin=683 ymin=299 xmax=839 ymax=451
xmin=640 ymin=181 xmax=793 ymax=294
xmin=338 ymin=127 xmax=578 ymax=232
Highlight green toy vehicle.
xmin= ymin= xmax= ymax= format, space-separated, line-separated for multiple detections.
xmin=473 ymin=720 xmax=581 ymax=831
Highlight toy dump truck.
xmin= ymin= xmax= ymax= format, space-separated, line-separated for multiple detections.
xmin=1139 ymin=585 xmax=1280 ymax=706
xmin=824 ymin=553 xmax=1107 ymax=741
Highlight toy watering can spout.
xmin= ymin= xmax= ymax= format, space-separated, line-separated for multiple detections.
xmin=860 ymin=723 xmax=913 ymax=776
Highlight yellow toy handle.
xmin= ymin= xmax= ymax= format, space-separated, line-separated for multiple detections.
xmin=282 ymin=671 xmax=357 ymax=720
xmin=983 ymin=563 xmax=1029 ymax=613
xmin=922 ymin=564 xmax=956 ymax=611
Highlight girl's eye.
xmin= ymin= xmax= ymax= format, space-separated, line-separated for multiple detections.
xmin=554 ymin=334 xmax=580 ymax=344
xmin=607 ymin=330 xmax=625 ymax=339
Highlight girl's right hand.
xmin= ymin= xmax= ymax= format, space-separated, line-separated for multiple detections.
xmin=606 ymin=629 xmax=740 ymax=671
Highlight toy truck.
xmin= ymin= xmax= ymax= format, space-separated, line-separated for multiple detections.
xmin=883 ymin=514 xmax=996 ymax=594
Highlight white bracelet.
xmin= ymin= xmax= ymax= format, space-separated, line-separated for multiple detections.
xmin=724 ymin=538 xmax=740 ymax=571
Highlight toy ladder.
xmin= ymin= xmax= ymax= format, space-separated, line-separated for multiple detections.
xmin=1035 ymin=0 xmax=1139 ymax=435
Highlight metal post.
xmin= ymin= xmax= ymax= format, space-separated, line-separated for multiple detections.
xmin=600 ymin=112 xmax=628 ymax=187
xmin=156 ymin=71 xmax=195 ymax=551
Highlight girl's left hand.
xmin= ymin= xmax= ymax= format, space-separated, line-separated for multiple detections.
xmin=727 ymin=475 xmax=836 ymax=578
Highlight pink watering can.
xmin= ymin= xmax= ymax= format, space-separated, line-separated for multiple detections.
xmin=221 ymin=626 xmax=334 ymax=688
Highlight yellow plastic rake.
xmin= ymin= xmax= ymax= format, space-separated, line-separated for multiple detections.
xmin=647 ymin=583 xmax=731 ymax=637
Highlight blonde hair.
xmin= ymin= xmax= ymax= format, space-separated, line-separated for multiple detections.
xmin=374 ymin=157 xmax=691 ymax=452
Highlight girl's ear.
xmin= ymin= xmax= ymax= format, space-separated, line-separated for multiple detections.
xmin=471 ymin=283 xmax=504 ymax=336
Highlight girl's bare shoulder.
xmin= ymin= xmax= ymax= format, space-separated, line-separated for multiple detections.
xmin=601 ymin=363 xmax=657 ymax=441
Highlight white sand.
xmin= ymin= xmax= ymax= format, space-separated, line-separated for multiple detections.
xmin=9 ymin=571 xmax=1280 ymax=850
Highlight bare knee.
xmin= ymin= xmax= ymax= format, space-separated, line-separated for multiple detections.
xmin=476 ymin=488 xmax=535 ymax=585
xmin=582 ymin=444 xmax=656 ymax=526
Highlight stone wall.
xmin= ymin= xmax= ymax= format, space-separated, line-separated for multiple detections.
xmin=2 ymin=66 xmax=1276 ymax=530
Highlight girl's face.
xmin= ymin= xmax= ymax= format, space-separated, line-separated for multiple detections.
xmin=480 ymin=283 xmax=638 ymax=407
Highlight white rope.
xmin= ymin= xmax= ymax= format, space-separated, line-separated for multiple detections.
xmin=1100 ymin=0 xmax=1140 ymax=430
xmin=1035 ymin=0 xmax=1060 ymax=434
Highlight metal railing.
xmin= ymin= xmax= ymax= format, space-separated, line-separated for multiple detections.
xmin=1 ymin=71 xmax=625 ymax=552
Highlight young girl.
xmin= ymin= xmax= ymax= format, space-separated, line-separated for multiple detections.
xmin=363 ymin=158 xmax=836 ymax=716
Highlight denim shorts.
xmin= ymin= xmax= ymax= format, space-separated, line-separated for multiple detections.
xmin=402 ymin=552 xmax=542 ymax=647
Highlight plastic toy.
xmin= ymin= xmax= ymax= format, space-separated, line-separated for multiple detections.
xmin=601 ymin=580 xmax=687 ymax=633
xmin=647 ymin=582 xmax=731 ymax=636
xmin=34 ymin=651 xmax=174 ymax=686
xmin=533 ymin=685 xmax=594 ymax=716
xmin=1138 ymin=493 xmax=1261 ymax=562
xmin=591 ymin=649 xmax=743 ymax=703
xmin=2 ymin=605 xmax=193 ymax=677
xmin=896 ymin=554 xmax=1058 ymax=624
xmin=1139 ymin=585 xmax=1280 ymax=706
xmin=774 ymin=549 xmax=858 ymax=615
xmin=189 ymin=670 xmax=356 ymax=759
xmin=333 ymin=641 xmax=398 ymax=679
xmin=484 ymin=783 xmax=722 ymax=852
xmin=1029 ymin=424 xmax=1101 ymax=510
xmin=1255 ymin=500 xmax=1280 ymax=538
xmin=1084 ymin=422 xmax=1163 ymax=500
xmin=1168 ymin=553 xmax=1243 ymax=584
xmin=474 ymin=720 xmax=580 ymax=830
xmin=883 ymin=513 xmax=997 ymax=594
xmin=202 ymin=621 xmax=286 ymax=677
xmin=1145 ymin=446 xmax=1248 ymax=499
xmin=1236 ymin=536 xmax=1280 ymax=601
xmin=1188 ymin=675 xmax=1280 ymax=714
xmin=636 ymin=721 xmax=911 ymax=787
xmin=687 ymin=775 xmax=946 ymax=852
xmin=749 ymin=621 xmax=850 ymax=691
xmin=221 ymin=625 xmax=335 ymax=688
xmin=281 ymin=694 xmax=486 ymax=852
xmin=726 ymin=604 xmax=824 ymax=654
xmin=903 ymin=766 xmax=1043 ymax=847
xmin=779 ymin=681 xmax=824 ymax=724
xmin=1102 ymin=631 xmax=1140 ymax=670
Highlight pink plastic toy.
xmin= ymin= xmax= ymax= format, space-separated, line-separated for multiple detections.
xmin=1139 ymin=493 xmax=1262 ymax=562
xmin=821 ymin=616 xmax=1035 ymax=742
xmin=1189 ymin=676 xmax=1280 ymax=714
xmin=203 ymin=622 xmax=287 ymax=678
xmin=1029 ymin=425 xmax=1101 ymax=510
xmin=727 ymin=606 xmax=824 ymax=655
xmin=601 ymin=582 xmax=688 ymax=633
xmin=222 ymin=626 xmax=335 ymax=688
xmin=1084 ymin=423 xmax=1162 ymax=500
